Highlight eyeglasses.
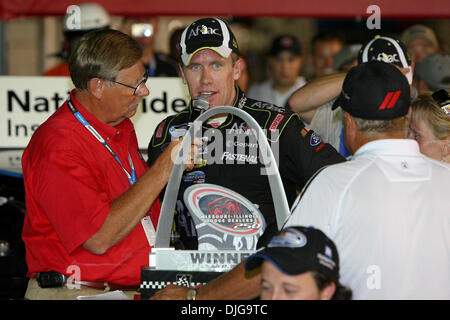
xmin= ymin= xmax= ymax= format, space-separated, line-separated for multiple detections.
xmin=431 ymin=89 xmax=450 ymax=117
xmin=109 ymin=69 xmax=149 ymax=96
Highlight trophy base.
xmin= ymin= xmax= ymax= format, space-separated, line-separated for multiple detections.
xmin=140 ymin=249 xmax=256 ymax=299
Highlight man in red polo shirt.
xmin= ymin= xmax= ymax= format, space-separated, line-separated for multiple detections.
xmin=22 ymin=29 xmax=188 ymax=299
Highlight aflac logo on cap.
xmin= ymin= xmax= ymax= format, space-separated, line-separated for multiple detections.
xmin=188 ymin=24 xmax=220 ymax=39
xmin=376 ymin=52 xmax=400 ymax=64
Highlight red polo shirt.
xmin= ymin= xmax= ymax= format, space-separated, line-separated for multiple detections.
xmin=22 ymin=90 xmax=160 ymax=285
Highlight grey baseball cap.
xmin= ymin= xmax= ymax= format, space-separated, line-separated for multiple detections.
xmin=415 ymin=53 xmax=450 ymax=91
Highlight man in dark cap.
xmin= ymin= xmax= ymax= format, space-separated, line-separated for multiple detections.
xmin=245 ymin=226 xmax=352 ymax=300
xmin=247 ymin=34 xmax=306 ymax=107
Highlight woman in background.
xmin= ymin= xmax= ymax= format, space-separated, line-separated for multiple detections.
xmin=408 ymin=90 xmax=450 ymax=163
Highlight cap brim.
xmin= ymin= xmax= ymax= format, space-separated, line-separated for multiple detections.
xmin=245 ymin=249 xmax=314 ymax=276
xmin=270 ymin=48 xmax=301 ymax=57
xmin=181 ymin=46 xmax=233 ymax=66
xmin=331 ymin=94 xmax=344 ymax=110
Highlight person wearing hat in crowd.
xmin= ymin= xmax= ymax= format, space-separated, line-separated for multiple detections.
xmin=44 ymin=3 xmax=111 ymax=76
xmin=285 ymin=61 xmax=450 ymax=299
xmin=245 ymin=226 xmax=352 ymax=300
xmin=332 ymin=44 xmax=361 ymax=73
xmin=148 ymin=17 xmax=345 ymax=300
xmin=407 ymin=89 xmax=450 ymax=163
xmin=401 ymin=24 xmax=440 ymax=63
xmin=288 ymin=35 xmax=415 ymax=158
xmin=22 ymin=29 xmax=196 ymax=300
xmin=414 ymin=53 xmax=450 ymax=94
xmin=247 ymin=34 xmax=307 ymax=107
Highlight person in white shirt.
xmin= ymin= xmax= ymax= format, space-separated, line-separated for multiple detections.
xmin=288 ymin=36 xmax=416 ymax=159
xmin=247 ymin=34 xmax=306 ymax=107
xmin=285 ymin=60 xmax=450 ymax=300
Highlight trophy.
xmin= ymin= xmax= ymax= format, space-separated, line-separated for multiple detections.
xmin=140 ymin=102 xmax=290 ymax=299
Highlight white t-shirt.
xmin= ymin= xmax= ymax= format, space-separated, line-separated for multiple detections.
xmin=309 ymin=99 xmax=342 ymax=152
xmin=307 ymin=87 xmax=419 ymax=156
xmin=247 ymin=77 xmax=307 ymax=107
xmin=285 ymin=139 xmax=450 ymax=299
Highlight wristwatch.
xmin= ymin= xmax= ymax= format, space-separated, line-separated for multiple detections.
xmin=186 ymin=288 xmax=197 ymax=300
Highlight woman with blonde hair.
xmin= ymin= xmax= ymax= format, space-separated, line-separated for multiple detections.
xmin=407 ymin=89 xmax=450 ymax=162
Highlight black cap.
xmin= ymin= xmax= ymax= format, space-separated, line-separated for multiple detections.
xmin=179 ymin=18 xmax=239 ymax=66
xmin=332 ymin=60 xmax=411 ymax=120
xmin=357 ymin=35 xmax=411 ymax=68
xmin=245 ymin=226 xmax=339 ymax=281
xmin=357 ymin=35 xmax=412 ymax=84
xmin=269 ymin=35 xmax=302 ymax=57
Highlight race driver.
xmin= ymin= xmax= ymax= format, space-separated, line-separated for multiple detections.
xmin=147 ymin=18 xmax=345 ymax=250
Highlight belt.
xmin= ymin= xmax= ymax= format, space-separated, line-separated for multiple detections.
xmin=36 ymin=271 xmax=139 ymax=291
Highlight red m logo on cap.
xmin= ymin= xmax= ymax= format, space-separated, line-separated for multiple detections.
xmin=378 ymin=91 xmax=402 ymax=110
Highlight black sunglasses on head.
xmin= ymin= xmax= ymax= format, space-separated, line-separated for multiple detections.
xmin=431 ymin=89 xmax=450 ymax=117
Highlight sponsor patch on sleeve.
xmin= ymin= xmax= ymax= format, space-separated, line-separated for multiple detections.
xmin=309 ymin=132 xmax=322 ymax=147
xmin=155 ymin=120 xmax=166 ymax=138
xmin=269 ymin=113 xmax=285 ymax=132
xmin=301 ymin=127 xmax=309 ymax=137
xmin=309 ymin=131 xmax=325 ymax=152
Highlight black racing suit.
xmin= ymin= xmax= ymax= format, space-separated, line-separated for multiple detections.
xmin=147 ymin=87 xmax=345 ymax=248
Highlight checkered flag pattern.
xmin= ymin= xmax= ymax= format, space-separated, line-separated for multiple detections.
xmin=176 ymin=274 xmax=191 ymax=287
xmin=140 ymin=280 xmax=205 ymax=290
xmin=140 ymin=269 xmax=224 ymax=299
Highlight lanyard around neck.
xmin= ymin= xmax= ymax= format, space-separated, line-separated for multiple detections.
xmin=67 ymin=98 xmax=137 ymax=185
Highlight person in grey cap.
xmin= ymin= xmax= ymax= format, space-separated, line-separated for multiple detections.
xmin=245 ymin=226 xmax=352 ymax=300
xmin=286 ymin=61 xmax=450 ymax=299
xmin=415 ymin=53 xmax=450 ymax=94
xmin=401 ymin=24 xmax=440 ymax=63
xmin=332 ymin=44 xmax=361 ymax=73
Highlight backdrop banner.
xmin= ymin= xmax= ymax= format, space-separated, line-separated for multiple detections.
xmin=2 ymin=0 xmax=449 ymax=20
xmin=0 ymin=76 xmax=189 ymax=150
